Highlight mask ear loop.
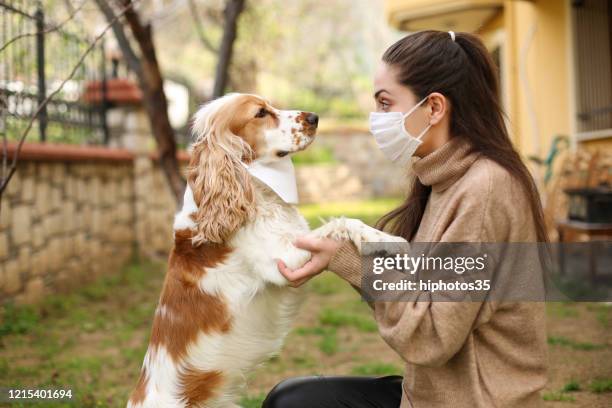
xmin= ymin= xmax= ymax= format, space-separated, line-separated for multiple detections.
xmin=402 ymin=95 xmax=430 ymax=120
xmin=415 ymin=123 xmax=432 ymax=140
xmin=401 ymin=95 xmax=431 ymax=138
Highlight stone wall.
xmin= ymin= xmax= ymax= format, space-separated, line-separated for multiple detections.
xmin=0 ymin=143 xmax=179 ymax=304
xmin=133 ymin=155 xmax=181 ymax=256
xmin=296 ymin=130 xmax=410 ymax=203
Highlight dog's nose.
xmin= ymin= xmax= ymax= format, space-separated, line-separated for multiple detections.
xmin=306 ymin=113 xmax=319 ymax=127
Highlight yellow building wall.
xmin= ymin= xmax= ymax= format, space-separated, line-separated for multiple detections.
xmin=503 ymin=0 xmax=571 ymax=161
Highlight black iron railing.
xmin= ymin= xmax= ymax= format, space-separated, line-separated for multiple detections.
xmin=0 ymin=0 xmax=108 ymax=144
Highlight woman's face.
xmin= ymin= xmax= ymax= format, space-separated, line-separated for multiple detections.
xmin=373 ymin=62 xmax=438 ymax=157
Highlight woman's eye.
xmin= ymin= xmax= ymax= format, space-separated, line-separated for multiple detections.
xmin=379 ymin=100 xmax=390 ymax=111
xmin=255 ymin=108 xmax=267 ymax=118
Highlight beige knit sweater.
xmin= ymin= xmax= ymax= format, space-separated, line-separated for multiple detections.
xmin=328 ymin=137 xmax=547 ymax=408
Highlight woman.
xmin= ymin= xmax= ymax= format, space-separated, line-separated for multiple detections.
xmin=264 ymin=31 xmax=548 ymax=408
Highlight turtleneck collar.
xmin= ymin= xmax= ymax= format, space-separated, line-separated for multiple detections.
xmin=412 ymin=137 xmax=479 ymax=192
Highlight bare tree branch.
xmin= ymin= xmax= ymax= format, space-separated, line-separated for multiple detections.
xmin=0 ymin=0 xmax=138 ymax=204
xmin=63 ymin=0 xmax=77 ymax=14
xmin=187 ymin=0 xmax=219 ymax=54
xmin=1 ymin=97 xmax=8 ymax=196
xmin=212 ymin=0 xmax=245 ymax=98
xmin=0 ymin=0 xmax=88 ymax=54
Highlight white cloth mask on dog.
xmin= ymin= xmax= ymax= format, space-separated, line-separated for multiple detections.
xmin=369 ymin=95 xmax=432 ymax=166
xmin=242 ymin=156 xmax=299 ymax=204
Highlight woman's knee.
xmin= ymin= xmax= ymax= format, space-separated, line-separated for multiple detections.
xmin=262 ymin=376 xmax=323 ymax=408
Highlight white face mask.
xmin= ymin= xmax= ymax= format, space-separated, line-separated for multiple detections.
xmin=242 ymin=156 xmax=299 ymax=204
xmin=369 ymin=96 xmax=432 ymax=165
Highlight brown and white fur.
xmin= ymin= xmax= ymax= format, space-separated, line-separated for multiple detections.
xmin=127 ymin=93 xmax=405 ymax=408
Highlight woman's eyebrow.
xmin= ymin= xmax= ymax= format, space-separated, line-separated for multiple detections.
xmin=374 ymin=89 xmax=389 ymax=99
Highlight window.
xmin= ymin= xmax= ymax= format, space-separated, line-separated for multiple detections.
xmin=572 ymin=0 xmax=612 ymax=139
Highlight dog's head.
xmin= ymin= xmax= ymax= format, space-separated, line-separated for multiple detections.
xmin=188 ymin=93 xmax=318 ymax=245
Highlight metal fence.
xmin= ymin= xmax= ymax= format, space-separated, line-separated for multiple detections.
xmin=0 ymin=0 xmax=108 ymax=144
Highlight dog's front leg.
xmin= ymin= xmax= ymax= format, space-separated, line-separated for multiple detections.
xmin=311 ymin=218 xmax=407 ymax=254
xmin=251 ymin=236 xmax=312 ymax=286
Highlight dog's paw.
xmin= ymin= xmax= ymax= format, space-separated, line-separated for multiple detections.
xmin=281 ymin=246 xmax=312 ymax=271
xmin=310 ymin=218 xmax=351 ymax=241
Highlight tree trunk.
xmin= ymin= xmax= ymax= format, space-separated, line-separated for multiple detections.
xmin=98 ymin=0 xmax=186 ymax=203
xmin=212 ymin=0 xmax=246 ymax=98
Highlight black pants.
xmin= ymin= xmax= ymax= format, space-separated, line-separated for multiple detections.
xmin=262 ymin=375 xmax=403 ymax=408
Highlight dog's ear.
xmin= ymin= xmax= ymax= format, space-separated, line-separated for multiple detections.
xmin=188 ymin=112 xmax=254 ymax=245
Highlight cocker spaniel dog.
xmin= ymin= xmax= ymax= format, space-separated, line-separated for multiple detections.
xmin=128 ymin=93 xmax=405 ymax=408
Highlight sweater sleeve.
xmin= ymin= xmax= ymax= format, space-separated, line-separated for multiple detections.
xmin=327 ymin=166 xmax=507 ymax=367
xmin=327 ymin=237 xmax=490 ymax=367
xmin=328 ymin=240 xmax=362 ymax=287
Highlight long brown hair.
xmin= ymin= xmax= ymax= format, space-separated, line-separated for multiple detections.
xmin=376 ymin=31 xmax=548 ymax=242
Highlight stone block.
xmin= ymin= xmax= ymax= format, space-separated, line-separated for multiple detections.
xmin=76 ymin=179 xmax=87 ymax=203
xmin=31 ymin=223 xmax=44 ymax=248
xmin=50 ymin=187 xmax=62 ymax=211
xmin=35 ymin=181 xmax=51 ymax=215
xmin=43 ymin=213 xmax=62 ymax=237
xmin=38 ymin=164 xmax=51 ymax=180
xmin=104 ymin=180 xmax=117 ymax=206
xmin=52 ymin=164 xmax=65 ymax=185
xmin=62 ymin=202 xmax=76 ymax=233
xmin=4 ymin=170 xmax=20 ymax=199
xmin=0 ymin=232 xmax=8 ymax=260
xmin=12 ymin=205 xmax=32 ymax=245
xmin=81 ymin=204 xmax=92 ymax=231
xmin=90 ymin=178 xmax=101 ymax=204
xmin=21 ymin=176 xmax=35 ymax=202
xmin=31 ymin=249 xmax=47 ymax=276
xmin=91 ymin=208 xmax=102 ymax=235
xmin=0 ymin=200 xmax=11 ymax=230
xmin=115 ymin=202 xmax=132 ymax=222
xmin=120 ymin=178 xmax=133 ymax=199
xmin=65 ymin=174 xmax=78 ymax=199
xmin=74 ymin=233 xmax=86 ymax=255
xmin=18 ymin=246 xmax=32 ymax=274
xmin=3 ymin=260 xmax=21 ymax=294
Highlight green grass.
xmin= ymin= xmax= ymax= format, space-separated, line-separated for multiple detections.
xmin=293 ymin=145 xmax=337 ymax=166
xmin=319 ymin=308 xmax=377 ymax=333
xmin=308 ymin=273 xmax=345 ymax=295
xmin=351 ymin=363 xmax=401 ymax=376
xmin=547 ymin=303 xmax=579 ymax=319
xmin=542 ymin=391 xmax=576 ymax=402
xmin=318 ymin=328 xmax=339 ymax=355
xmin=291 ymin=355 xmax=317 ymax=369
xmin=240 ymin=393 xmax=267 ymax=408
xmin=0 ymin=260 xmax=164 ymax=407
xmin=0 ymin=303 xmax=40 ymax=336
xmin=293 ymin=326 xmax=339 ymax=355
xmin=299 ymin=198 xmax=401 ymax=228
xmin=586 ymin=303 xmax=611 ymax=329
xmin=562 ymin=380 xmax=581 ymax=392
xmin=589 ymin=378 xmax=612 ymax=393
xmin=547 ymin=335 xmax=607 ymax=351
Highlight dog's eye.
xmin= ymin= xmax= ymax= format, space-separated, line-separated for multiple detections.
xmin=255 ymin=108 xmax=268 ymax=118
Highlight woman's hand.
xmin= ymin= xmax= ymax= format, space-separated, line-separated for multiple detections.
xmin=278 ymin=236 xmax=343 ymax=287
